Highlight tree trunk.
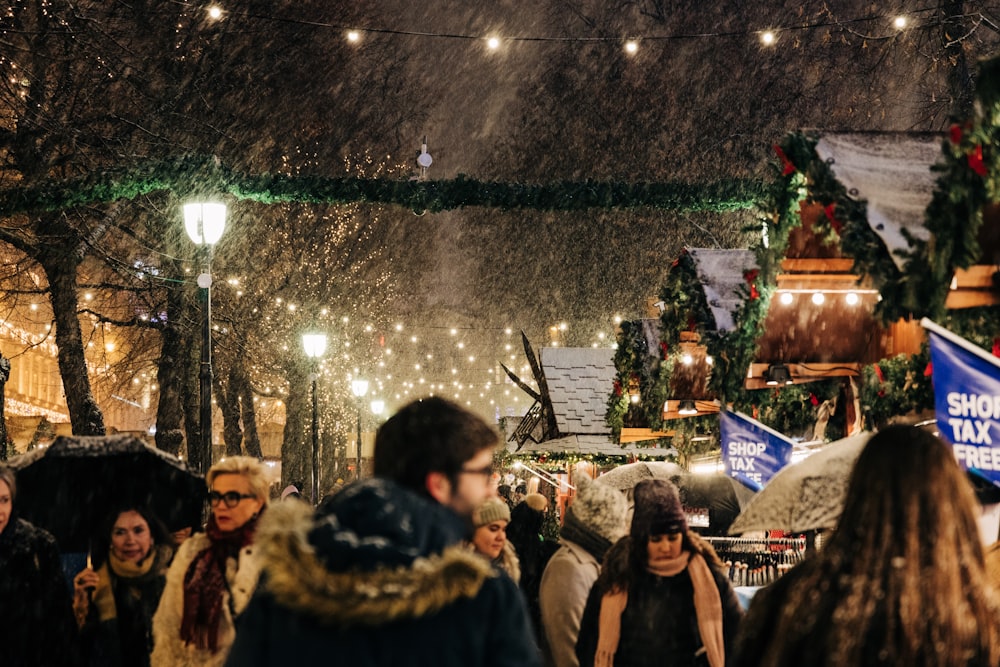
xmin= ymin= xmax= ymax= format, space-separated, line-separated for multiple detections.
xmin=0 ymin=355 xmax=9 ymax=459
xmin=280 ymin=362 xmax=309 ymax=494
xmin=237 ymin=370 xmax=263 ymax=459
xmin=154 ymin=280 xmax=187 ymax=456
xmin=38 ymin=246 xmax=105 ymax=436
xmin=219 ymin=366 xmax=243 ymax=457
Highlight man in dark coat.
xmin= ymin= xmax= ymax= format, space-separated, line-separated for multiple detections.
xmin=225 ymin=397 xmax=541 ymax=666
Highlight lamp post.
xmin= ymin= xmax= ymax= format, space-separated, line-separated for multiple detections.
xmin=302 ymin=333 xmax=327 ymax=505
xmin=370 ymin=399 xmax=385 ymax=421
xmin=351 ymin=378 xmax=369 ymax=479
xmin=183 ymin=202 xmax=226 ymax=474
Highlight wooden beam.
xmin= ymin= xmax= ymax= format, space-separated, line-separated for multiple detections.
xmin=620 ymin=427 xmax=674 ymax=444
xmin=951 ymin=265 xmax=999 ymax=288
xmin=780 ymin=258 xmax=855 ymax=273
xmin=745 ymin=362 xmax=860 ymax=390
xmin=945 ymin=290 xmax=1000 ymax=309
xmin=775 ymin=273 xmax=859 ymax=283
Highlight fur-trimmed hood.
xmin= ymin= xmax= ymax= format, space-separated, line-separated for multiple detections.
xmin=255 ymin=478 xmax=497 ymax=627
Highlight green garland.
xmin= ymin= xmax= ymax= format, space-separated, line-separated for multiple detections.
xmin=0 ymin=156 xmax=766 ymax=216
xmin=606 ymin=319 xmax=658 ymax=440
xmin=858 ymin=350 xmax=933 ymax=429
xmin=511 ymin=450 xmax=675 ymax=467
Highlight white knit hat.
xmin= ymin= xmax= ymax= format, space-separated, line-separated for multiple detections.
xmin=473 ymin=497 xmax=512 ymax=527
xmin=567 ymin=476 xmax=628 ymax=543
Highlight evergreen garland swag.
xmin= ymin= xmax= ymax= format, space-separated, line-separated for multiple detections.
xmin=0 ymin=156 xmax=766 ymax=216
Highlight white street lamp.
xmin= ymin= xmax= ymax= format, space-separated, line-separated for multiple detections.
xmin=184 ymin=202 xmax=226 ymax=474
xmin=303 ymin=332 xmax=327 ymax=504
xmin=370 ymin=399 xmax=385 ymax=417
xmin=351 ymin=378 xmax=369 ymax=479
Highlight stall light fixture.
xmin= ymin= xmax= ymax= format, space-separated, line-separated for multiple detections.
xmin=765 ymin=363 xmax=794 ymax=386
xmin=678 ymin=399 xmax=698 ymax=415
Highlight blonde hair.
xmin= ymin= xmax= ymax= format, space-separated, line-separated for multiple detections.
xmin=207 ymin=456 xmax=272 ymax=504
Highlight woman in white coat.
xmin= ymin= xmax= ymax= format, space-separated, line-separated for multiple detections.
xmin=152 ymin=456 xmax=270 ymax=666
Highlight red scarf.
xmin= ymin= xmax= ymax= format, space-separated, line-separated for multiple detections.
xmin=179 ymin=511 xmax=261 ymax=652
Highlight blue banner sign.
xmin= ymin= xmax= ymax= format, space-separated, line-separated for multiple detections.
xmin=720 ymin=410 xmax=794 ymax=491
xmin=923 ymin=318 xmax=1000 ymax=485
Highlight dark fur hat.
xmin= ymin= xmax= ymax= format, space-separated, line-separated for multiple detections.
xmin=630 ymin=479 xmax=687 ymax=537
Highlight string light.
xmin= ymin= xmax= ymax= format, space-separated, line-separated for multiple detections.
xmin=223 ymin=6 xmax=932 ymax=48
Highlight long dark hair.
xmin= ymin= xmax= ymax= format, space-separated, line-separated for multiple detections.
xmin=749 ymin=425 xmax=1000 ymax=666
xmin=92 ymin=504 xmax=172 ymax=568
xmin=597 ymin=529 xmax=723 ymax=594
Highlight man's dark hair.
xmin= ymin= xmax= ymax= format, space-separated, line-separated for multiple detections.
xmin=373 ymin=397 xmax=498 ymax=496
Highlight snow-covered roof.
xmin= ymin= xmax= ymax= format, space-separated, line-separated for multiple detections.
xmin=814 ymin=132 xmax=943 ymax=270
xmin=539 ymin=347 xmax=616 ymax=435
xmin=687 ymin=248 xmax=758 ymax=332
xmin=511 ymin=433 xmax=676 ymax=459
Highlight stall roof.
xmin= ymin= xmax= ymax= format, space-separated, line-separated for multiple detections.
xmin=539 ymin=347 xmax=617 ymax=435
xmin=511 ymin=433 xmax=676 ymax=459
xmin=814 ymin=132 xmax=943 ymax=270
xmin=687 ymin=248 xmax=758 ymax=332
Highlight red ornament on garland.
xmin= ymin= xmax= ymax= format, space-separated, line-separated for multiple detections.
xmin=773 ymin=144 xmax=797 ymax=176
xmin=924 ymin=362 xmax=933 ymax=377
xmin=659 ymin=341 xmax=669 ymax=360
xmin=992 ymin=338 xmax=1000 ymax=358
xmin=969 ymin=145 xmax=988 ymax=177
xmin=613 ymin=380 xmax=622 ymax=396
xmin=824 ymin=203 xmax=843 ymax=235
xmin=809 ymin=393 xmax=819 ymax=407
xmin=950 ymin=123 xmax=963 ymax=145
xmin=749 ymin=284 xmax=759 ymax=300
xmin=873 ymin=364 xmax=884 ymax=383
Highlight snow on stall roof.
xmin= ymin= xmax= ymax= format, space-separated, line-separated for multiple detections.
xmin=539 ymin=347 xmax=617 ymax=435
xmin=511 ymin=433 xmax=676 ymax=459
xmin=687 ymin=248 xmax=758 ymax=332
xmin=814 ymin=132 xmax=943 ymax=270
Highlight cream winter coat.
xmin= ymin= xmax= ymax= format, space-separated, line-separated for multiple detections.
xmin=150 ymin=531 xmax=262 ymax=667
xmin=539 ymin=539 xmax=601 ymax=667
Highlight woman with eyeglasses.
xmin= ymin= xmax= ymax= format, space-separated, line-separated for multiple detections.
xmin=72 ymin=505 xmax=173 ymax=667
xmin=152 ymin=456 xmax=270 ymax=666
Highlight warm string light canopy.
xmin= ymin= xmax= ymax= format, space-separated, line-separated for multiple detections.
xmin=234 ymin=303 xmax=622 ymax=417
xmin=204 ymin=4 xmax=923 ymax=55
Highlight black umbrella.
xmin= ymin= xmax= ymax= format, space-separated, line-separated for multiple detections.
xmin=668 ymin=473 xmax=757 ymax=536
xmin=8 ymin=434 xmax=206 ymax=552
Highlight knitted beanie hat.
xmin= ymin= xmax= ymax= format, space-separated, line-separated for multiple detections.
xmin=630 ymin=479 xmax=687 ymax=537
xmin=473 ymin=497 xmax=512 ymax=527
xmin=566 ymin=476 xmax=628 ymax=543
xmin=524 ymin=493 xmax=549 ymax=512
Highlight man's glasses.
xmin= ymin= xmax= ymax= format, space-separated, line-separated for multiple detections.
xmin=208 ymin=491 xmax=256 ymax=508
xmin=458 ymin=464 xmax=494 ymax=478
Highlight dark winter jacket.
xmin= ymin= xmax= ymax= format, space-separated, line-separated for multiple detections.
xmin=80 ymin=545 xmax=171 ymax=667
xmin=0 ymin=517 xmax=80 ymax=667
xmin=225 ymin=478 xmax=542 ymax=667
xmin=575 ymin=541 xmax=742 ymax=667
xmin=507 ymin=501 xmax=560 ymax=656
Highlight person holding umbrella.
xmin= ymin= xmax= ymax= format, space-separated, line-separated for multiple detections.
xmin=730 ymin=424 xmax=1000 ymax=667
xmin=152 ymin=456 xmax=270 ymax=666
xmin=0 ymin=465 xmax=79 ymax=666
xmin=72 ymin=505 xmax=173 ymax=667
xmin=576 ymin=479 xmax=742 ymax=667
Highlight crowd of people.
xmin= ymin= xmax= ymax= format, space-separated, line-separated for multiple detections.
xmin=2 ymin=405 xmax=1000 ymax=666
